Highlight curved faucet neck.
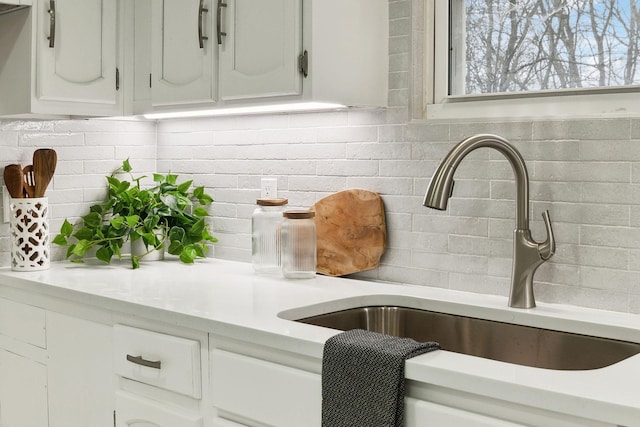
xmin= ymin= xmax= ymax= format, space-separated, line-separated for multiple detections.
xmin=427 ymin=134 xmax=530 ymax=230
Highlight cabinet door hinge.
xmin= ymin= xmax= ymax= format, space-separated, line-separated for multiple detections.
xmin=298 ymin=50 xmax=308 ymax=78
xmin=115 ymin=67 xmax=120 ymax=91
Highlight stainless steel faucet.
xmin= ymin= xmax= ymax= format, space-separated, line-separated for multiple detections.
xmin=424 ymin=134 xmax=555 ymax=308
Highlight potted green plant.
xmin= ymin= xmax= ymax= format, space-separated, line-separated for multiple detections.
xmin=53 ymin=159 xmax=217 ymax=269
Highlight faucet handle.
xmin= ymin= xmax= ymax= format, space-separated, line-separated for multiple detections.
xmin=538 ymin=210 xmax=556 ymax=260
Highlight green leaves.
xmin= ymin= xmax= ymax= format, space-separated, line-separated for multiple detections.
xmin=53 ymin=159 xmax=217 ymax=269
xmin=122 ymin=158 xmax=132 ymax=173
xmin=193 ymin=186 xmax=213 ymax=205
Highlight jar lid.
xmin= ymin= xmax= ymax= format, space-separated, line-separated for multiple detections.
xmin=256 ymin=198 xmax=288 ymax=206
xmin=283 ymin=210 xmax=315 ymax=219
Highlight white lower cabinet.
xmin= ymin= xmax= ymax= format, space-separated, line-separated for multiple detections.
xmin=0 ymin=298 xmax=48 ymax=427
xmin=116 ymin=392 xmax=204 ymax=427
xmin=47 ymin=312 xmax=115 ymax=427
xmin=0 ymin=349 xmax=48 ymax=427
xmin=0 ymin=293 xmax=629 ymax=427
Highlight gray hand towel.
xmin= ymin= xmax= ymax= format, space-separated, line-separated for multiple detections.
xmin=321 ymin=329 xmax=440 ymax=427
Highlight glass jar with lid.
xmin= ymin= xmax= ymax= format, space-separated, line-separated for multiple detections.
xmin=252 ymin=198 xmax=288 ymax=274
xmin=281 ymin=210 xmax=316 ymax=279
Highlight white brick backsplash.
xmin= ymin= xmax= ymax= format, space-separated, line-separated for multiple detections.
xmin=533 ymin=119 xmax=631 ymax=141
xmin=385 ymin=212 xmax=412 ymax=232
xmin=449 ymin=198 xmax=516 ymax=220
xmin=236 ymin=144 xmax=288 ymax=160
xmin=115 ymin=145 xmax=156 ymax=160
xmin=448 ymin=235 xmax=492 ymax=256
xmin=533 ymin=202 xmax=630 ymax=227
xmin=529 ymin=182 xmax=583 ymax=203
xmin=381 ymin=195 xmax=426 ymax=214
xmin=412 ymin=251 xmax=487 ymax=274
xmin=346 ymin=177 xmax=413 ymax=195
xmin=450 ymin=179 xmax=491 ymax=198
xmin=533 ymin=263 xmax=581 ymax=287
xmin=580 ymin=225 xmax=640 ymax=248
xmin=515 ymin=140 xmax=580 ymax=161
xmin=20 ymin=131 xmax=85 ymax=147
xmin=413 ymin=215 xmax=488 ymax=236
xmin=581 ymin=182 xmax=640 ymax=204
xmin=347 ymin=142 xmax=412 ymax=160
xmin=533 ymin=161 xmax=631 ymax=182
xmin=316 ymin=160 xmax=379 ymax=176
xmin=288 ymin=143 xmax=346 ymax=159
xmin=314 ymin=126 xmax=378 ymax=144
xmin=388 ymin=230 xmax=448 ymax=252
xmin=451 ymin=121 xmax=533 ymax=142
xmin=487 ymin=257 xmax=511 ymax=278
xmin=581 ymin=267 xmax=637 ymax=292
xmin=380 ymin=160 xmax=436 ymax=177
xmin=288 ymin=176 xmax=346 ymax=192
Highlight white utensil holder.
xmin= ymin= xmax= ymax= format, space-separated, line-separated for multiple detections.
xmin=9 ymin=197 xmax=50 ymax=271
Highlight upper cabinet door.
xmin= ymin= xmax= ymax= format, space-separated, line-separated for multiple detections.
xmin=151 ymin=0 xmax=216 ymax=107
xmin=36 ymin=0 xmax=121 ymax=114
xmin=219 ymin=0 xmax=302 ymax=101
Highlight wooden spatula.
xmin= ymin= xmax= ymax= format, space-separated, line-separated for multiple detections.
xmin=33 ymin=149 xmax=57 ymax=198
xmin=23 ymin=164 xmax=36 ymax=198
xmin=3 ymin=164 xmax=24 ymax=199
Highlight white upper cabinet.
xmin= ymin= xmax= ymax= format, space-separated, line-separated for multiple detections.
xmin=37 ymin=0 xmax=120 ymax=111
xmin=135 ymin=0 xmax=387 ymax=114
xmin=219 ymin=0 xmax=302 ymax=101
xmin=0 ymin=0 xmax=123 ymax=117
xmin=150 ymin=0 xmax=216 ymax=107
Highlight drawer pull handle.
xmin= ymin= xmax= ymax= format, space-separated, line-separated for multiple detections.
xmin=126 ymin=354 xmax=161 ymax=370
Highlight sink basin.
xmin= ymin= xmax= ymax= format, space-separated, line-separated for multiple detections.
xmin=295 ymin=306 xmax=640 ymax=370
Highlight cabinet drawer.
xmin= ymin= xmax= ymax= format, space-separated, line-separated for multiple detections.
xmin=113 ymin=324 xmax=201 ymax=398
xmin=406 ymin=398 xmax=525 ymax=427
xmin=0 ymin=298 xmax=46 ymax=348
xmin=211 ymin=349 xmax=321 ymax=427
xmin=116 ymin=391 xmax=204 ymax=427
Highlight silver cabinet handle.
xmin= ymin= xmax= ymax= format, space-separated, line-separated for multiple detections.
xmin=216 ymin=0 xmax=227 ymax=45
xmin=198 ymin=0 xmax=209 ymax=49
xmin=126 ymin=354 xmax=162 ymax=370
xmin=47 ymin=0 xmax=56 ymax=48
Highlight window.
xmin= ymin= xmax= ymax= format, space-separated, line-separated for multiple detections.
xmin=424 ymin=0 xmax=640 ymax=119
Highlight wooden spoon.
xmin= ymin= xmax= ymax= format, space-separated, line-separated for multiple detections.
xmin=3 ymin=164 xmax=24 ymax=199
xmin=33 ymin=149 xmax=57 ymax=198
xmin=23 ymin=164 xmax=36 ymax=198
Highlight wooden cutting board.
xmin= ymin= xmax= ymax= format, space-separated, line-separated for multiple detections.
xmin=311 ymin=189 xmax=387 ymax=276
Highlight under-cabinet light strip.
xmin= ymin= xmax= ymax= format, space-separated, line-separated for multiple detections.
xmin=142 ymin=102 xmax=346 ymax=120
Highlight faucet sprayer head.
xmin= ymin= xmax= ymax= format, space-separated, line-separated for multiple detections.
xmin=423 ymin=173 xmax=454 ymax=210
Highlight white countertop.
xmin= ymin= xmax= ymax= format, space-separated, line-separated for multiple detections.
xmin=1 ymin=257 xmax=639 ymax=426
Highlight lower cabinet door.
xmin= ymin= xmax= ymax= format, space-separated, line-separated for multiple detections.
xmin=115 ymin=392 xmax=203 ymax=427
xmin=0 ymin=349 xmax=48 ymax=427
xmin=211 ymin=349 xmax=321 ymax=427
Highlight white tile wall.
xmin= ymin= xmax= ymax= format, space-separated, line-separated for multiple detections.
xmin=2 ymin=0 xmax=640 ymax=314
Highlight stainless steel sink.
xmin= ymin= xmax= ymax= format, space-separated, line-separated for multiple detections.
xmin=295 ymin=306 xmax=640 ymax=370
